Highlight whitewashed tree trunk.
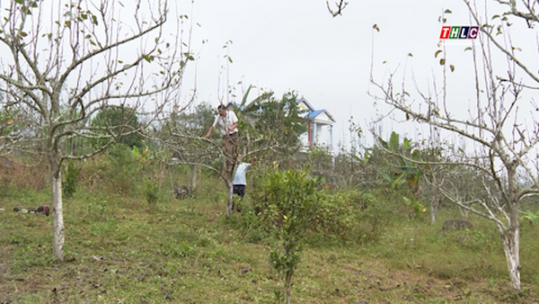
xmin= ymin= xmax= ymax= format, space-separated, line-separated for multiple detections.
xmin=500 ymin=224 xmax=521 ymax=291
xmin=225 ymin=162 xmax=238 ymax=218
xmin=497 ymin=201 xmax=521 ymax=290
xmin=191 ymin=164 xmax=198 ymax=190
xmin=226 ymin=179 xmax=234 ymax=218
xmin=430 ymin=196 xmax=439 ymax=225
xmin=502 ymin=165 xmax=521 ymax=290
xmin=50 ymin=158 xmax=65 ymax=261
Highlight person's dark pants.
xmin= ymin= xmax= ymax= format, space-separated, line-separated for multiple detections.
xmin=233 ymin=185 xmax=246 ymax=212
xmin=233 ymin=185 xmax=246 ymax=198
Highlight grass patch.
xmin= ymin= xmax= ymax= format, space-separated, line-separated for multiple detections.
xmin=1 ymin=171 xmax=539 ymax=303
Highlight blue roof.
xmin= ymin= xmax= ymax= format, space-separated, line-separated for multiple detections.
xmin=304 ymin=109 xmax=324 ymax=119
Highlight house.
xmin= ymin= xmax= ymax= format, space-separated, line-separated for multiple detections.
xmin=297 ymin=97 xmax=336 ymax=152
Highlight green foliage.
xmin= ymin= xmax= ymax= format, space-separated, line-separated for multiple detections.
xmin=520 ymin=210 xmax=539 ymax=225
xmin=107 ymin=144 xmax=141 ymax=194
xmin=90 ymin=106 xmax=144 ymax=150
xmin=62 ymin=159 xmax=81 ymax=199
xmin=448 ymin=229 xmax=493 ymax=252
xmin=376 ymin=131 xmax=425 ymax=204
xmin=303 ymin=144 xmax=335 ymax=174
xmin=237 ymin=90 xmax=308 ymax=161
xmin=172 ymin=102 xmax=216 ymax=135
xmin=158 ymin=102 xmax=215 ymax=149
xmin=243 ymin=170 xmax=397 ymax=245
xmin=314 ymin=191 xmax=360 ymax=240
xmin=402 ymin=196 xmax=427 ymax=218
xmin=229 ymin=208 xmax=269 ymax=243
xmin=0 ymin=108 xmax=22 ymax=136
xmin=324 ymin=190 xmax=395 ymax=242
xmin=356 ymin=192 xmax=396 ymax=241
xmin=145 ymin=179 xmax=159 ymax=207
xmin=132 ymin=145 xmax=154 ymax=169
xmin=313 ymin=190 xmax=394 ymax=243
xmin=84 ymin=197 xmax=110 ymax=223
xmin=256 ymin=168 xmax=319 ymax=304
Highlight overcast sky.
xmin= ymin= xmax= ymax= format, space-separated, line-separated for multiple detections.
xmin=173 ymin=0 xmax=537 ymax=149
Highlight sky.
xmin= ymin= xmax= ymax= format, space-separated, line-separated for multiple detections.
xmin=2 ymin=0 xmax=537 ymax=165
xmin=172 ymin=0 xmax=506 ymax=149
xmin=5 ymin=0 xmax=532 ymax=152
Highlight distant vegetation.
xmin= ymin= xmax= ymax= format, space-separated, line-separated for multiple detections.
xmin=1 ymin=124 xmax=539 ymax=302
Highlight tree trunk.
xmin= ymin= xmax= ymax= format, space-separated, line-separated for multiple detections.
xmin=225 ymin=163 xmax=238 ymax=218
xmin=430 ymin=197 xmax=439 ymax=225
xmin=500 ymin=226 xmax=520 ymax=291
xmin=499 ymin=200 xmax=521 ymax=291
xmin=226 ymin=179 xmax=233 ymax=218
xmin=191 ymin=164 xmax=197 ymax=190
xmin=502 ymin=165 xmax=521 ymax=291
xmin=50 ymin=159 xmax=65 ymax=261
xmin=284 ymin=271 xmax=293 ymax=304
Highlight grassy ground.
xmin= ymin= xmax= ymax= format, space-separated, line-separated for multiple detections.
xmin=1 ymin=179 xmax=539 ymax=304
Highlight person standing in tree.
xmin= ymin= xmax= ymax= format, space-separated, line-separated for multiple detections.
xmin=205 ymin=104 xmax=239 ymax=175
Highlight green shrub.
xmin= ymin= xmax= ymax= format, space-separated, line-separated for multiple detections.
xmin=313 ymin=190 xmax=361 ymax=241
xmin=357 ymin=191 xmax=395 ymax=242
xmin=145 ymin=179 xmax=159 ymax=207
xmin=63 ymin=159 xmax=81 ymax=199
xmin=243 ymin=170 xmax=396 ymax=245
xmin=228 ymin=206 xmax=270 ymax=243
xmin=252 ymin=168 xmax=320 ymax=304
xmin=107 ymin=144 xmax=141 ymax=194
xmin=313 ymin=190 xmax=394 ymax=243
xmin=80 ymin=194 xmax=110 ymax=222
xmin=447 ymin=229 xmax=493 ymax=251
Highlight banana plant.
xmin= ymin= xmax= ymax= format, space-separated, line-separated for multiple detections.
xmin=378 ymin=131 xmax=423 ymax=196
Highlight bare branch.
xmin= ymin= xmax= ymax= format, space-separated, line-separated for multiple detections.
xmin=326 ymin=0 xmax=349 ymax=17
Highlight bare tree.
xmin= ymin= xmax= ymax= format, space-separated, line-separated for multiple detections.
xmin=0 ymin=0 xmax=190 ymax=260
xmin=369 ymin=0 xmax=539 ymax=291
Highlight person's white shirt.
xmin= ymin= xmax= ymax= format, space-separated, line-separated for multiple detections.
xmin=212 ymin=110 xmax=238 ymax=136
xmin=233 ymin=162 xmax=250 ymax=185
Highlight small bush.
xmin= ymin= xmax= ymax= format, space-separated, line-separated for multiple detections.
xmin=448 ymin=229 xmax=493 ymax=251
xmin=259 ymin=168 xmax=319 ymax=304
xmin=313 ymin=190 xmax=361 ymax=241
xmin=145 ymin=179 xmax=159 ymax=207
xmin=63 ymin=159 xmax=81 ymax=199
xmin=242 ymin=172 xmax=396 ymax=245
xmin=81 ymin=195 xmax=110 ymax=222
xmin=228 ymin=207 xmax=270 ymax=243
xmin=312 ymin=190 xmax=394 ymax=243
xmin=107 ymin=144 xmax=141 ymax=194
xmin=357 ymin=191 xmax=395 ymax=242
